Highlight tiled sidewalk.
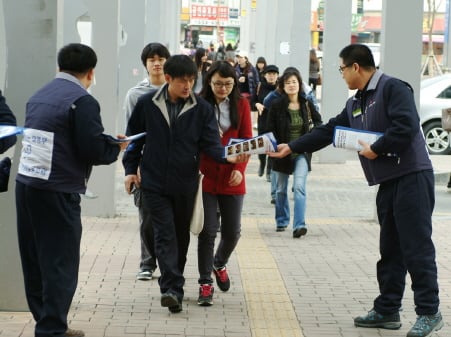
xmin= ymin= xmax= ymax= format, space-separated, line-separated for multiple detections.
xmin=1 ymin=155 xmax=450 ymax=337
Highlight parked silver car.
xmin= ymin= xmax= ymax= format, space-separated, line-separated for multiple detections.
xmin=420 ymin=74 xmax=451 ymax=155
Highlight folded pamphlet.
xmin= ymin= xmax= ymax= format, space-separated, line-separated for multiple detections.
xmin=333 ymin=126 xmax=383 ymax=151
xmin=0 ymin=125 xmax=24 ymax=139
xmin=106 ymin=132 xmax=146 ymax=144
xmin=224 ymin=132 xmax=277 ymax=157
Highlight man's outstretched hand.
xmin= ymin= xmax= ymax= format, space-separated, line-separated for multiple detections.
xmin=267 ymin=144 xmax=292 ymax=159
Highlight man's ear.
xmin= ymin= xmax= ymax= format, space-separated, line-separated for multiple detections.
xmin=164 ymin=74 xmax=171 ymax=83
xmin=86 ymin=68 xmax=94 ymax=81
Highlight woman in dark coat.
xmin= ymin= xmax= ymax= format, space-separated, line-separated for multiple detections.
xmin=266 ymin=67 xmax=322 ymax=237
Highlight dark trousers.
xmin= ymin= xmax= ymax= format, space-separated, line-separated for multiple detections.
xmin=198 ymin=193 xmax=243 ymax=284
xmin=16 ymin=181 xmax=82 ymax=337
xmin=134 ymin=188 xmax=157 ymax=271
xmin=374 ymin=170 xmax=439 ymax=316
xmin=142 ymin=190 xmax=194 ymax=300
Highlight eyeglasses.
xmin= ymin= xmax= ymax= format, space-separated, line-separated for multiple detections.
xmin=338 ymin=64 xmax=352 ymax=74
xmin=212 ymin=81 xmax=234 ymax=89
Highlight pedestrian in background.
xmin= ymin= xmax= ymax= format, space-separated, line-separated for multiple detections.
xmin=234 ymin=50 xmax=259 ymax=109
xmin=16 ymin=43 xmax=128 ymax=337
xmin=123 ymin=42 xmax=170 ymax=281
xmin=123 ymin=55 xmax=249 ymax=314
xmin=266 ymin=67 xmax=322 ymax=237
xmin=193 ymin=47 xmax=208 ymax=94
xmin=254 ymin=64 xmax=279 ymax=182
xmin=269 ymin=43 xmax=443 ymax=337
xmin=197 ymin=61 xmax=252 ymax=306
xmin=255 ymin=56 xmax=267 ymax=81
xmin=308 ymin=49 xmax=321 ymax=97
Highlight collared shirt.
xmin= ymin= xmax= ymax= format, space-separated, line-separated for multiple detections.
xmin=163 ymin=87 xmax=190 ymax=125
xmin=215 ymin=97 xmax=231 ymax=135
xmin=56 ymin=72 xmax=87 ymax=91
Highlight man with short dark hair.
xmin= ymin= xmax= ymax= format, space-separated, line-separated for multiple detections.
xmin=269 ymin=43 xmax=443 ymax=337
xmin=123 ymin=54 xmax=248 ymax=313
xmin=16 ymin=43 xmax=128 ymax=337
xmin=123 ymin=42 xmax=170 ymax=281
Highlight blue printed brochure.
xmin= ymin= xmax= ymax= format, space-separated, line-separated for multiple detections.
xmin=333 ymin=126 xmax=383 ymax=151
xmin=0 ymin=125 xmax=24 ymax=139
xmin=224 ymin=132 xmax=278 ymax=157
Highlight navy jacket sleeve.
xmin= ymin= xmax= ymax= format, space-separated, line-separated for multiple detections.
xmin=0 ymin=90 xmax=17 ymax=154
xmin=71 ymin=95 xmax=120 ymax=165
xmin=288 ymin=108 xmax=350 ymax=154
xmin=122 ymin=97 xmax=146 ymax=175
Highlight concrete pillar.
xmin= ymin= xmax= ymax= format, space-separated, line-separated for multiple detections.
xmin=273 ymin=0 xmax=294 ymax=72
xmin=81 ymin=0 xmax=120 ymax=217
xmin=288 ymin=1 xmax=312 ymax=80
xmin=117 ymin=0 xmax=147 ymax=134
xmin=381 ymin=0 xmax=423 ymax=108
xmin=318 ymin=0 xmax=352 ymax=163
xmin=252 ymin=0 xmax=278 ymax=65
xmin=146 ymin=0 xmax=181 ymax=55
xmin=0 ymin=0 xmax=60 ymax=310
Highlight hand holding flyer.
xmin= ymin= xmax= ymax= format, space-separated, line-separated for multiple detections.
xmin=106 ymin=132 xmax=146 ymax=144
xmin=224 ymin=132 xmax=277 ymax=157
xmin=333 ymin=126 xmax=382 ymax=151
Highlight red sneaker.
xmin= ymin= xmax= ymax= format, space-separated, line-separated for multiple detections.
xmin=213 ymin=266 xmax=230 ymax=292
xmin=197 ymin=284 xmax=214 ymax=306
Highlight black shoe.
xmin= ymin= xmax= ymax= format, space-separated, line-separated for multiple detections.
xmin=270 ymin=198 xmax=275 ymax=204
xmin=161 ymin=291 xmax=182 ymax=313
xmin=293 ymin=227 xmax=307 ymax=238
xmin=276 ymin=226 xmax=286 ymax=232
xmin=354 ymin=309 xmax=401 ymax=330
xmin=447 ymin=181 xmax=451 ymax=188
xmin=258 ymin=166 xmax=264 ymax=177
xmin=65 ymin=328 xmax=85 ymax=337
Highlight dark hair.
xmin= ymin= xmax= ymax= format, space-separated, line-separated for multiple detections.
xmin=200 ymin=61 xmax=240 ymax=129
xmin=339 ymin=43 xmax=376 ymax=69
xmin=140 ymin=42 xmax=170 ymax=67
xmin=194 ymin=48 xmax=207 ymax=69
xmin=256 ymin=56 xmax=267 ymax=69
xmin=57 ymin=43 xmax=97 ymax=74
xmin=277 ymin=67 xmax=304 ymax=98
xmin=277 ymin=67 xmax=304 ymax=106
xmin=163 ymin=54 xmax=197 ymax=78
xmin=278 ymin=67 xmax=303 ymax=91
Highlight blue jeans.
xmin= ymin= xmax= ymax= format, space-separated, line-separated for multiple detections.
xmin=270 ymin=169 xmax=276 ymax=200
xmin=274 ymin=155 xmax=308 ymax=230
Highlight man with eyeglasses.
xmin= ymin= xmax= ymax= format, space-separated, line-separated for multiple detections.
xmin=268 ymin=43 xmax=443 ymax=337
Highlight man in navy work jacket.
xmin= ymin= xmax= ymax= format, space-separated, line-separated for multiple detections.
xmin=268 ymin=44 xmax=443 ymax=337
xmin=0 ymin=90 xmax=17 ymax=153
xmin=123 ymin=54 xmax=249 ymax=314
xmin=15 ymin=43 xmax=129 ymax=337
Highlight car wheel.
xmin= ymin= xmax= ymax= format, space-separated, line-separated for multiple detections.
xmin=422 ymin=120 xmax=451 ymax=155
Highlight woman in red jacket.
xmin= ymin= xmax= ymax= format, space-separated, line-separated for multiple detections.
xmin=197 ymin=61 xmax=252 ymax=306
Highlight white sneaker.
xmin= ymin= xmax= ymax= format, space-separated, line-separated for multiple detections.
xmin=136 ymin=269 xmax=153 ymax=281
